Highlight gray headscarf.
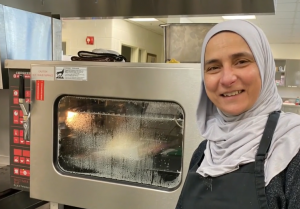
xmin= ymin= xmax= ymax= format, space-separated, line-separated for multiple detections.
xmin=196 ymin=20 xmax=300 ymax=185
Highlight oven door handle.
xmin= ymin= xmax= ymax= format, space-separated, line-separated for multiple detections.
xmin=18 ymin=74 xmax=30 ymax=141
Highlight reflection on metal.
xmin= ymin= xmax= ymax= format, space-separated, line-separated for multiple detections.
xmin=164 ymin=23 xmax=216 ymax=63
xmin=3 ymin=6 xmax=52 ymax=60
xmin=52 ymin=18 xmax=62 ymax=61
xmin=0 ymin=90 xmax=9 ymax=166
xmin=0 ymin=0 xmax=276 ymax=18
xmin=0 ymin=4 xmax=62 ymax=89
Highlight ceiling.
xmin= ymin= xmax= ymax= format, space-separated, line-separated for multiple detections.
xmin=127 ymin=0 xmax=300 ymax=44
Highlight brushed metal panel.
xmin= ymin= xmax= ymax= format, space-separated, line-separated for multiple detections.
xmin=52 ymin=18 xmax=62 ymax=61
xmin=0 ymin=0 xmax=275 ymax=18
xmin=29 ymin=62 xmax=203 ymax=209
xmin=0 ymin=5 xmax=8 ymax=89
xmin=0 ymin=89 xmax=9 ymax=166
xmin=165 ymin=23 xmax=216 ymax=63
xmin=3 ymin=6 xmax=52 ymax=60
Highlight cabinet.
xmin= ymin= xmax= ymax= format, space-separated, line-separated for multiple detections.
xmin=275 ymin=60 xmax=286 ymax=87
xmin=274 ymin=59 xmax=300 ymax=88
xmin=285 ymin=60 xmax=300 ymax=88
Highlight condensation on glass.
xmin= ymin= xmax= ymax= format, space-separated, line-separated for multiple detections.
xmin=55 ymin=96 xmax=184 ymax=189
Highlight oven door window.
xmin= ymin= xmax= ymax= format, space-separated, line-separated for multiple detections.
xmin=55 ymin=96 xmax=184 ymax=190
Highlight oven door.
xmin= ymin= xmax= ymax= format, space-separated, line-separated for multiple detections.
xmin=30 ymin=62 xmax=202 ymax=209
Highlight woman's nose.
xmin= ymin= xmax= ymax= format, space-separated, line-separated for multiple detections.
xmin=220 ymin=66 xmax=237 ymax=87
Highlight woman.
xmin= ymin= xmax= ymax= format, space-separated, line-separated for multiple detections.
xmin=176 ymin=20 xmax=300 ymax=209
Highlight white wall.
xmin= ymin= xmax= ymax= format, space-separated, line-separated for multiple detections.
xmin=270 ymin=44 xmax=300 ymax=60
xmin=111 ymin=19 xmax=163 ymax=62
xmin=62 ymin=19 xmax=164 ymax=62
xmin=62 ymin=19 xmax=113 ymax=56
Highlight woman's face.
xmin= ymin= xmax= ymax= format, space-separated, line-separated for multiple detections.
xmin=204 ymin=32 xmax=262 ymax=116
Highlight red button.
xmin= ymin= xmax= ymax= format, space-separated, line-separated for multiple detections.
xmin=13 ymin=110 xmax=19 ymax=124
xmin=19 ymin=110 xmax=23 ymax=117
xmin=14 ymin=168 xmax=19 ymax=175
xmin=25 ymin=158 xmax=30 ymax=165
xmin=13 ymin=98 xmax=19 ymax=104
xmin=14 ymin=149 xmax=22 ymax=156
xmin=25 ymin=141 xmax=30 ymax=146
xmin=14 ymin=137 xmax=19 ymax=144
xmin=20 ymin=157 xmax=25 ymax=164
xmin=20 ymin=130 xmax=23 ymax=137
xmin=23 ymin=150 xmax=30 ymax=157
xmin=20 ymin=169 xmax=30 ymax=177
xmin=25 ymin=98 xmax=30 ymax=103
xmin=13 ymin=90 xmax=19 ymax=97
xmin=20 ymin=138 xmax=25 ymax=144
xmin=13 ymin=129 xmax=19 ymax=136
xmin=25 ymin=91 xmax=30 ymax=98
xmin=14 ymin=156 xmax=19 ymax=163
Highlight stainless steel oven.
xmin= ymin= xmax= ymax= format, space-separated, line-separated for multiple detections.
xmin=27 ymin=62 xmax=202 ymax=209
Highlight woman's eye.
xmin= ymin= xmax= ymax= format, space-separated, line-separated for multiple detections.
xmin=236 ymin=60 xmax=248 ymax=65
xmin=207 ymin=66 xmax=219 ymax=71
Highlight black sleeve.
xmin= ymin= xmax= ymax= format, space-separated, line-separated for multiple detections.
xmin=175 ymin=140 xmax=207 ymax=209
xmin=266 ymin=151 xmax=300 ymax=209
xmin=285 ymin=151 xmax=300 ymax=209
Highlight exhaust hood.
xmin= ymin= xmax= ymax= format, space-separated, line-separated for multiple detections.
xmin=0 ymin=0 xmax=276 ymax=18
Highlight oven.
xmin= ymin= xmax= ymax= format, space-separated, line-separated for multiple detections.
xmin=27 ymin=62 xmax=202 ymax=209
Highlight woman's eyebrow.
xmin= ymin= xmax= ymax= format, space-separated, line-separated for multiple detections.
xmin=231 ymin=52 xmax=253 ymax=59
xmin=205 ymin=52 xmax=254 ymax=66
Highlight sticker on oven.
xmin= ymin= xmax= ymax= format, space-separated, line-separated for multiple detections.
xmin=55 ymin=67 xmax=87 ymax=81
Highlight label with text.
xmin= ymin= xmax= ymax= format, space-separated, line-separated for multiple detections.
xmin=36 ymin=80 xmax=45 ymax=101
xmin=31 ymin=67 xmax=54 ymax=81
xmin=55 ymin=67 xmax=87 ymax=81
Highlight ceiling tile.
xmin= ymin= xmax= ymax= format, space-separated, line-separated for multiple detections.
xmin=277 ymin=0 xmax=298 ymax=2
xmin=250 ymin=18 xmax=294 ymax=25
xmin=276 ymin=3 xmax=297 ymax=11
xmin=258 ymin=11 xmax=296 ymax=19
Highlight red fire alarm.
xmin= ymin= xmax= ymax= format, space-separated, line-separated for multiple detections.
xmin=86 ymin=36 xmax=94 ymax=45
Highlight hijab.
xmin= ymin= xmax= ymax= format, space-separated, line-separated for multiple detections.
xmin=196 ymin=20 xmax=300 ymax=185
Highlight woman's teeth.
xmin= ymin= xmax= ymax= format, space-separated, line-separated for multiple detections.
xmin=223 ymin=90 xmax=243 ymax=97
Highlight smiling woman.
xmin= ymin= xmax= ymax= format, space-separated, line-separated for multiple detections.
xmin=176 ymin=20 xmax=300 ymax=209
xmin=204 ymin=32 xmax=262 ymax=116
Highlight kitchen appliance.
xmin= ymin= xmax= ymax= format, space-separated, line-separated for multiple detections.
xmin=17 ymin=61 xmax=202 ymax=209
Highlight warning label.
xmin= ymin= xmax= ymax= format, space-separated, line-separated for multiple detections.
xmin=36 ymin=80 xmax=44 ymax=101
xmin=55 ymin=67 xmax=87 ymax=81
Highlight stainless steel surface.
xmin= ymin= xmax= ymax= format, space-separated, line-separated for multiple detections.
xmin=0 ymin=5 xmax=61 ymax=89
xmin=3 ymin=6 xmax=52 ymax=61
xmin=29 ymin=61 xmax=202 ymax=209
xmin=52 ymin=18 xmax=62 ymax=61
xmin=0 ymin=90 xmax=9 ymax=166
xmin=0 ymin=0 xmax=276 ymax=18
xmin=0 ymin=6 xmax=8 ymax=89
xmin=164 ymin=23 xmax=216 ymax=63
xmin=0 ymin=165 xmax=10 ymax=193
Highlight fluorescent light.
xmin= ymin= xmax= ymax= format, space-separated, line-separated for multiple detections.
xmin=128 ymin=18 xmax=158 ymax=22
xmin=222 ymin=15 xmax=256 ymax=20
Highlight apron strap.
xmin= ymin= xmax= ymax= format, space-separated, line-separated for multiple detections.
xmin=255 ymin=111 xmax=281 ymax=209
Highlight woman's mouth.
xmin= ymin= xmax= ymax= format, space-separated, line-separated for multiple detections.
xmin=221 ymin=90 xmax=244 ymax=97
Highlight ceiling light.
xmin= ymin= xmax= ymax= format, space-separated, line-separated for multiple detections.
xmin=222 ymin=15 xmax=256 ymax=20
xmin=128 ymin=18 xmax=158 ymax=22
